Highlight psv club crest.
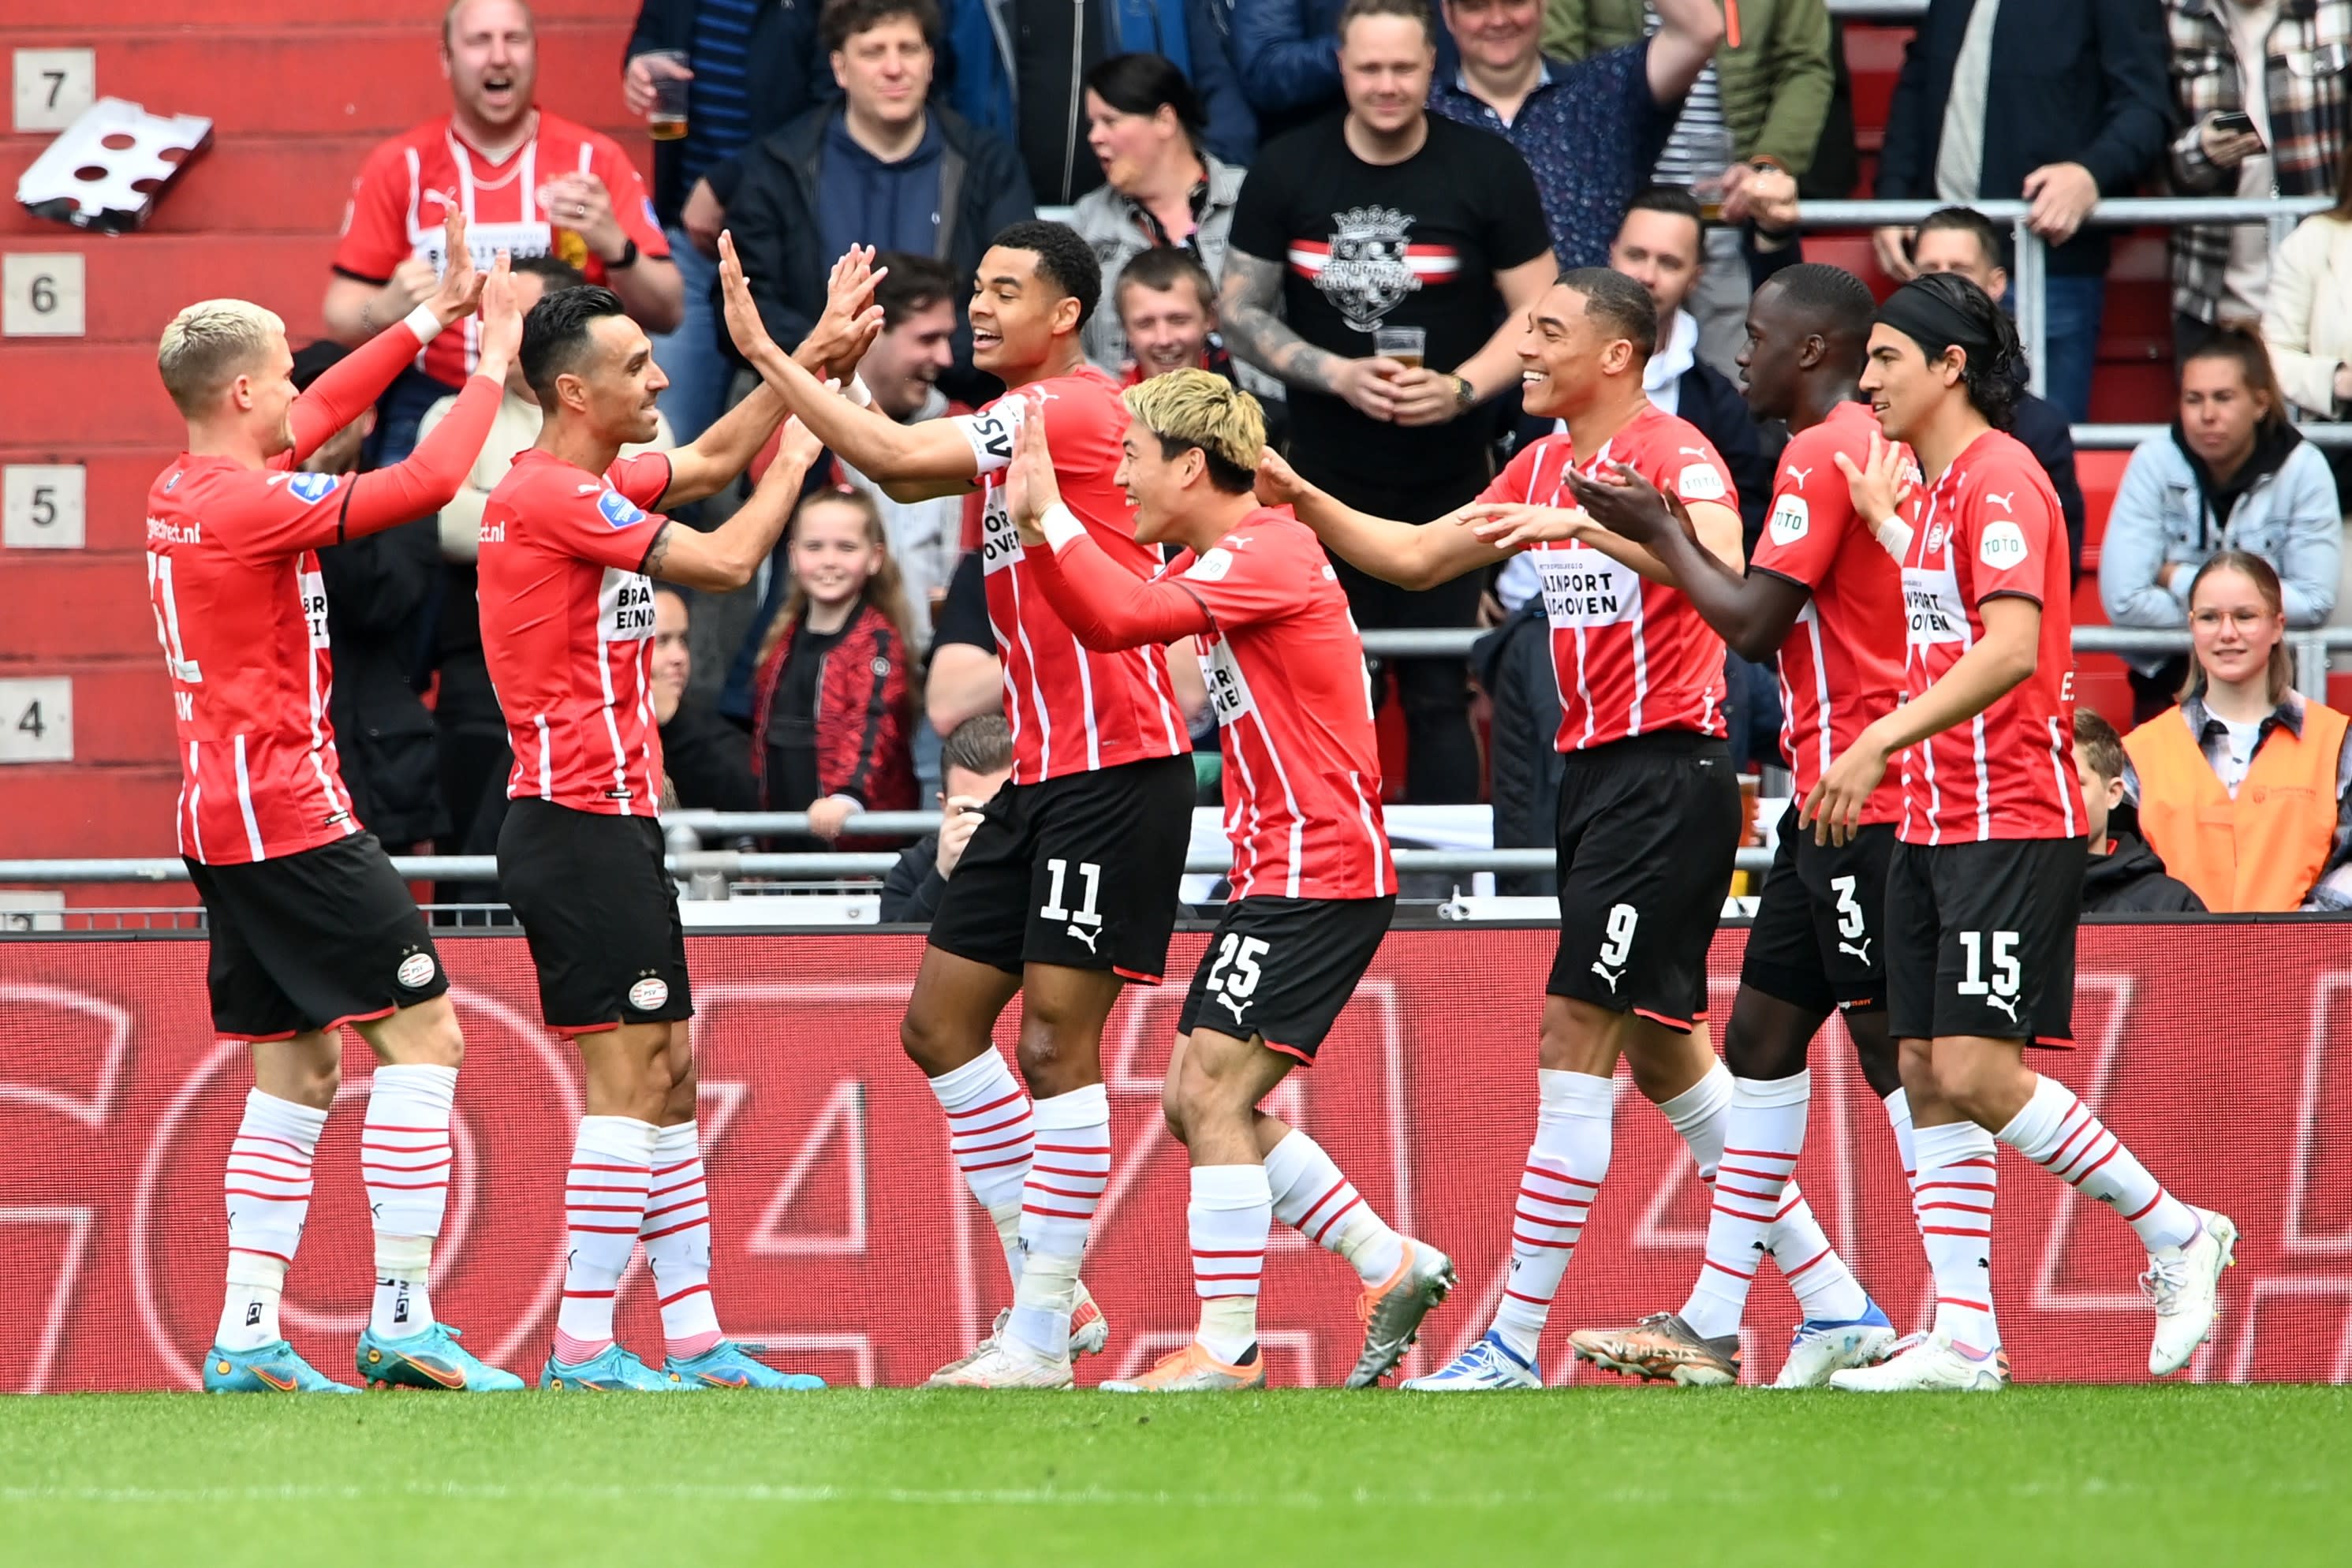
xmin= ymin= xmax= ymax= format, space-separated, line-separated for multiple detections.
xmin=1312 ymin=206 xmax=1421 ymax=332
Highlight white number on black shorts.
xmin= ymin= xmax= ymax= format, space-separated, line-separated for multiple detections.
xmin=1589 ymin=902 xmax=1638 ymax=992
xmin=1955 ymin=930 xmax=2023 ymax=1020
xmin=1204 ymin=934 xmax=1268 ymax=996
xmin=1831 ymin=874 xmax=1866 ymax=939
xmin=1041 ymin=857 xmax=1103 ymax=929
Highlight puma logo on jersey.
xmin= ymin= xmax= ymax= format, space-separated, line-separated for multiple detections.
xmin=577 ymin=483 xmax=602 ymax=495
xmin=1590 ymin=960 xmax=1624 ymax=993
xmin=1985 ymin=491 xmax=2014 ymax=513
xmin=1984 ymin=993 xmax=2021 ymax=1023
xmin=1783 ymin=465 xmax=1812 ymax=489
xmin=1678 ymin=446 xmax=1708 ymax=457
xmin=1068 ymin=925 xmax=1102 ymax=954
xmin=1839 ymin=937 xmax=1872 ymax=966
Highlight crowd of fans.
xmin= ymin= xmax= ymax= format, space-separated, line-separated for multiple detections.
xmin=284 ymin=0 xmax=2352 ymax=916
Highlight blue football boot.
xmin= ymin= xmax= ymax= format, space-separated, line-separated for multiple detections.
xmin=202 ymin=1340 xmax=357 ymax=1394
xmin=664 ymin=1341 xmax=827 ymax=1390
xmin=357 ymin=1322 xmax=526 ymax=1391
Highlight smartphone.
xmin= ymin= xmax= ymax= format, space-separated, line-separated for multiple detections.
xmin=2211 ymin=110 xmax=2264 ymax=147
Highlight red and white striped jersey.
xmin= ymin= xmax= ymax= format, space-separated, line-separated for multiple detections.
xmin=477 ymin=449 xmax=674 ymax=816
xmin=946 ymin=368 xmax=1189 ymax=785
xmin=1170 ymin=513 xmax=1392 ymax=900
xmin=1481 ymin=405 xmax=1734 ymax=752
xmin=1745 ymin=400 xmax=1909 ymax=822
xmin=1898 ymin=428 xmax=2081 ymax=844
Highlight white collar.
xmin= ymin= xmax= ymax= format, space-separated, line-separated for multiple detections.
xmin=1645 ymin=309 xmax=1697 ymax=394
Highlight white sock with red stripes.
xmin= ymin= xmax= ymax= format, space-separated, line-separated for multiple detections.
xmin=552 ymin=1115 xmax=657 ymax=1365
xmin=361 ymin=1064 xmax=457 ymax=1339
xmin=1886 ymin=1087 xmax=1918 ymax=1188
xmin=1006 ymin=1084 xmax=1110 ymax=1361
xmin=1262 ymin=1127 xmax=1406 ymax=1286
xmin=1190 ymin=1164 xmax=1271 ymax=1363
xmin=1996 ymin=1075 xmax=2197 ymax=1250
xmin=1913 ymin=1120 xmax=2000 ymax=1352
xmin=641 ymin=1120 xmax=722 ymax=1361
xmin=218 ymin=1089 xmax=327 ymax=1352
xmin=1489 ymin=1070 xmax=1612 ymax=1361
xmin=928 ymin=1050 xmax=1036 ymax=1285
xmin=1681 ymin=1071 xmax=1803 ymax=1338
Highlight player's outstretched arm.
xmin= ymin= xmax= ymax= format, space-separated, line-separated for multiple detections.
xmin=1560 ymin=468 xmax=1805 ymax=659
xmin=640 ymin=413 xmax=827 ymax=591
xmin=1802 ymin=594 xmax=2040 ymax=845
xmin=1256 ymin=448 xmax=1491 ymax=590
xmin=291 ymin=211 xmax=487 ymax=462
xmin=1006 ymin=417 xmax=1211 ymax=651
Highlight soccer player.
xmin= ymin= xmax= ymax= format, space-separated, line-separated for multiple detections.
xmin=719 ymin=222 xmax=1196 ymax=1388
xmin=998 ymin=370 xmax=1454 ymax=1391
xmin=1259 ymin=268 xmax=1871 ymax=1392
xmin=478 ymin=256 xmax=878 ymax=1391
xmin=1552 ymin=265 xmax=1913 ymax=1387
xmin=1806 ymin=274 xmax=2235 ymax=1391
xmin=155 ymin=214 xmax=525 ymax=1394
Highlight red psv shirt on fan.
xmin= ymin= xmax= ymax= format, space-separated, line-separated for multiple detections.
xmin=334 ymin=112 xmax=667 ymax=386
xmin=1746 ymin=399 xmax=1910 ymax=823
xmin=1481 ymin=403 xmax=1734 ymax=751
xmin=477 ymin=449 xmax=674 ymax=815
xmin=949 ymin=368 xmax=1189 ymax=785
xmin=1899 ymin=428 xmax=2081 ymax=844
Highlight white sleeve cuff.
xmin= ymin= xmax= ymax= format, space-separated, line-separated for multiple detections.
xmin=401 ymin=302 xmax=446 ymax=346
xmin=846 ymin=375 xmax=875 ymax=409
xmin=1872 ymin=515 xmax=1913 ymax=562
xmin=1040 ymin=502 xmax=1085 ymax=552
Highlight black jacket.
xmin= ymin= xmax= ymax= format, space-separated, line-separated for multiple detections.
xmin=2010 ymin=391 xmax=2089 ymax=586
xmin=625 ymin=0 xmax=839 ymax=226
xmin=659 ymin=698 xmax=760 ymax=813
xmin=880 ymin=831 xmax=950 ymax=923
xmin=1875 ymin=0 xmax=2169 ymax=277
xmin=1673 ymin=357 xmax=1776 ymax=549
xmin=2082 ymin=833 xmax=2206 ymax=914
xmin=319 ymin=517 xmax=449 ymax=851
xmin=722 ymin=103 xmax=1034 ymax=371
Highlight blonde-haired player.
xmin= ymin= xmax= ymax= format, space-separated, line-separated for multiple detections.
xmin=1005 ymin=369 xmax=1454 ymax=1390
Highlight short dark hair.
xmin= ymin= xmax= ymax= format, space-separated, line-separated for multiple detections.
xmin=1757 ymin=263 xmax=1879 ymax=367
xmin=2073 ymin=707 xmax=2124 ymax=784
xmin=985 ymin=220 xmax=1101 ymax=330
xmin=1116 ymin=247 xmax=1217 ymax=315
xmin=819 ymin=0 xmax=939 ymax=52
xmin=1919 ymin=206 xmax=2007 ymax=271
xmin=289 ymin=339 xmax=349 ymax=393
xmin=1559 ymin=265 xmax=1659 ymax=359
xmin=520 ymin=285 xmax=629 ymax=405
xmin=1626 ymin=183 xmax=1705 ymax=232
xmin=941 ymin=713 xmax=1013 ymax=778
xmin=872 ymin=252 xmax=959 ymax=330
xmin=1083 ymin=53 xmax=1204 ymax=140
xmin=1338 ymin=0 xmax=1436 ymax=47
xmin=512 ymin=253 xmax=588 ymax=292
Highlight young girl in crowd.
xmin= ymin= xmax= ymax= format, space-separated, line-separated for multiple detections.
xmin=750 ymin=487 xmax=917 ymax=843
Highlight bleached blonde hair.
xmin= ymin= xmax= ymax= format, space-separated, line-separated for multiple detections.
xmin=157 ymin=299 xmax=285 ymax=416
xmin=1122 ymin=368 xmax=1265 ymax=492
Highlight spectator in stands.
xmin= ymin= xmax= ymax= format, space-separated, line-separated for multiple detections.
xmin=1069 ymin=54 xmax=1279 ymax=404
xmin=2122 ymin=550 xmax=2352 ymax=911
xmin=2100 ymin=327 xmax=2341 ymax=722
xmin=1540 ymin=0 xmax=1835 ymax=377
xmin=624 ymin=1 xmax=838 ymax=442
xmin=1428 ymin=0 xmax=1720 ymax=271
xmin=1908 ymin=205 xmax=2089 ymax=582
xmin=2263 ymin=147 xmax=2352 ymax=583
xmin=943 ymin=0 xmax=1256 ymax=204
xmin=652 ymin=587 xmax=761 ymax=812
xmin=293 ymin=345 xmax=450 ymax=858
xmin=327 ymin=0 xmax=681 ymax=463
xmin=1872 ymin=0 xmax=2170 ymax=423
xmin=724 ymin=0 xmax=1031 ymax=382
xmin=879 ymin=713 xmax=1015 ymax=921
xmin=1111 ymin=249 xmax=1238 ymax=386
xmin=1224 ymin=0 xmax=1558 ymax=803
xmin=420 ymin=256 xmax=678 ymax=881
xmin=750 ymin=488 xmax=919 ymax=842
xmin=2163 ymin=0 xmax=2351 ymax=360
xmin=2074 ymin=707 xmax=2205 ymax=913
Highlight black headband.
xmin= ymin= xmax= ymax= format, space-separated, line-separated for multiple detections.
xmin=1875 ymin=278 xmax=1999 ymax=366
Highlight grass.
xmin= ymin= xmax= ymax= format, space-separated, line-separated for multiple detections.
xmin=3 ymin=1387 xmax=2346 ymax=1566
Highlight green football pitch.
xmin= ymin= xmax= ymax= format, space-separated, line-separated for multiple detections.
xmin=4 ymin=1387 xmax=2346 ymax=1566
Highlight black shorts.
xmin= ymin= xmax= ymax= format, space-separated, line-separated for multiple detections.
xmin=928 ymin=754 xmax=1193 ymax=981
xmin=1175 ymin=895 xmax=1394 ymax=1062
xmin=1741 ymin=806 xmax=1897 ymax=1016
xmin=497 ymin=799 xmax=693 ymax=1034
xmin=1547 ymin=730 xmax=1741 ymax=1031
xmin=185 ymin=833 xmax=446 ymax=1042
xmin=1885 ymin=837 xmax=2085 ymax=1045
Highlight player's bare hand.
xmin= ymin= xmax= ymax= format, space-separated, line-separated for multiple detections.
xmin=623 ymin=50 xmax=692 ymax=118
xmin=807 ymin=795 xmax=856 ymax=842
xmin=1872 ymin=225 xmax=1917 ymax=284
xmin=682 ymin=177 xmax=726 ymax=258
xmin=1254 ymin=447 xmax=1312 ymax=510
xmin=1387 ymin=368 xmax=1458 ymax=427
xmin=1800 ymin=729 xmax=1891 ymax=847
xmin=936 ymin=796 xmax=987 ymax=878
xmin=473 ymin=252 xmax=523 ymax=372
xmin=1834 ymin=430 xmax=1913 ymax=528
xmin=542 ymin=172 xmax=626 ymax=263
xmin=1459 ymin=502 xmax=1588 ymax=551
xmin=1004 ymin=408 xmax=1062 ymax=531
xmin=1330 ymin=357 xmax=1405 ymax=421
xmin=424 ymin=211 xmax=482 ymax=327
xmin=795 ymin=245 xmax=888 ymax=380
xmin=771 ymin=413 xmax=824 ymax=479
xmin=717 ymin=232 xmax=786 ymax=369
xmin=1565 ymin=461 xmax=1679 ymax=546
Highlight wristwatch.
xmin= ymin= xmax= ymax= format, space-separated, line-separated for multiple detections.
xmin=603 ymin=237 xmax=640 ymax=271
xmin=1450 ymin=373 xmax=1477 ymax=411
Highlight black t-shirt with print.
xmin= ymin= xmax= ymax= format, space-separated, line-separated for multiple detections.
xmin=1230 ymin=112 xmax=1551 ymax=493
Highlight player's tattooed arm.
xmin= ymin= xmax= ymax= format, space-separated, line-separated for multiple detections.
xmin=639 ymin=521 xmax=674 ymax=577
xmin=639 ymin=416 xmax=824 ymax=592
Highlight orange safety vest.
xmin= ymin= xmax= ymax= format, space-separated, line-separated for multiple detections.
xmin=2123 ymin=699 xmax=2349 ymax=913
